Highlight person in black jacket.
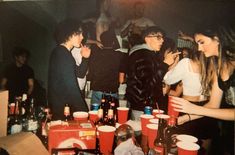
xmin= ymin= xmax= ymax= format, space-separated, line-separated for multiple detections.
xmin=126 ymin=26 xmax=180 ymax=120
xmin=48 ymin=19 xmax=91 ymax=120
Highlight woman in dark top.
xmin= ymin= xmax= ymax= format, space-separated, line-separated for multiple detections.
xmin=48 ymin=19 xmax=90 ymax=120
xmin=172 ymin=24 xmax=235 ymax=121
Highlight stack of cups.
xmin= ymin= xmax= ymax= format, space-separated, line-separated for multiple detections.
xmin=140 ymin=114 xmax=154 ymax=135
xmin=168 ymin=96 xmax=179 ymax=125
xmin=146 ymin=124 xmax=158 ymax=149
xmin=176 ymin=134 xmax=200 ymax=155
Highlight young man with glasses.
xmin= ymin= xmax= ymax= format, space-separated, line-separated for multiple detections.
xmin=126 ymin=26 xmax=180 ymax=121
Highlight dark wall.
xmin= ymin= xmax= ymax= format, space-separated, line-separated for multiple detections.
xmin=0 ymin=0 xmax=234 ymax=91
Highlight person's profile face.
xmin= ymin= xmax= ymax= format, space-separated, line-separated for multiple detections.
xmin=145 ymin=32 xmax=164 ymax=51
xmin=71 ymin=31 xmax=84 ymax=48
xmin=194 ymin=33 xmax=219 ymax=57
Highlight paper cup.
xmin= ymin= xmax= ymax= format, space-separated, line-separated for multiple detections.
xmin=73 ymin=111 xmax=88 ymax=121
xmin=152 ymin=109 xmax=164 ymax=118
xmin=117 ymin=107 xmax=129 ymax=124
xmin=140 ymin=114 xmax=154 ymax=135
xmin=147 ymin=124 xmax=158 ymax=149
xmin=98 ymin=126 xmax=116 ymax=154
xmin=88 ymin=111 xmax=98 ymax=122
xmin=176 ymin=134 xmax=198 ymax=143
xmin=177 ymin=142 xmax=200 ymax=155
xmin=168 ymin=96 xmax=179 ymax=118
xmin=168 ymin=96 xmax=179 ymax=125
xmin=149 ymin=119 xmax=159 ymax=124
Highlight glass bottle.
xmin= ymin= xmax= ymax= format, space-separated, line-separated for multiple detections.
xmin=26 ymin=98 xmax=38 ymax=133
xmin=64 ymin=103 xmax=71 ymax=122
xmin=107 ymin=109 xmax=115 ymax=126
xmin=153 ymin=116 xmax=167 ymax=155
xmin=10 ymin=97 xmax=23 ymax=134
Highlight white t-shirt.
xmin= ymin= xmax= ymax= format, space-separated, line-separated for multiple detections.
xmin=71 ymin=47 xmax=87 ymax=90
xmin=164 ymin=58 xmax=202 ymax=96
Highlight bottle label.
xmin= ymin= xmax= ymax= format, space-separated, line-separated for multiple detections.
xmin=27 ymin=120 xmax=38 ymax=131
xmin=155 ymin=146 xmax=164 ymax=155
xmin=11 ymin=124 xmax=22 ymax=134
xmin=64 ymin=107 xmax=70 ymax=116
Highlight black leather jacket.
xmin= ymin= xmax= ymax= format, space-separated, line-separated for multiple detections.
xmin=126 ymin=48 xmax=169 ymax=111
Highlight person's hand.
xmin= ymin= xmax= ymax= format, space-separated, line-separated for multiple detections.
xmin=80 ymin=44 xmax=91 ymax=58
xmin=164 ymin=51 xmax=181 ymax=66
xmin=177 ymin=115 xmax=190 ymax=125
xmin=96 ymin=41 xmax=104 ymax=49
xmin=171 ymin=97 xmax=200 ymax=114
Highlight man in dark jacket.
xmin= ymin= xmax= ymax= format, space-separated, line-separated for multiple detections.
xmin=126 ymin=26 xmax=179 ymax=120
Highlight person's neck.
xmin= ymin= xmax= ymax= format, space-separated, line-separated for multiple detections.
xmin=61 ymin=42 xmax=73 ymax=51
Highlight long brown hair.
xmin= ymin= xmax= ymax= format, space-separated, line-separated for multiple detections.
xmin=195 ymin=24 xmax=235 ymax=96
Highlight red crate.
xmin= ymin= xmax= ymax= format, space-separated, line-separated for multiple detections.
xmin=48 ymin=121 xmax=96 ymax=154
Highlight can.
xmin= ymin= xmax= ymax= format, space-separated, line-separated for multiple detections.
xmin=91 ymin=103 xmax=100 ymax=111
xmin=144 ymin=106 xmax=153 ymax=115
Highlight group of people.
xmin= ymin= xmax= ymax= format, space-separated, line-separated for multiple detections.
xmin=0 ymin=0 xmax=234 ymax=154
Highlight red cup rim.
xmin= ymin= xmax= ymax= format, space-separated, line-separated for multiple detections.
xmin=149 ymin=119 xmax=159 ymax=124
xmin=117 ymin=107 xmax=129 ymax=111
xmin=156 ymin=114 xmax=170 ymax=119
xmin=146 ymin=123 xmax=158 ymax=129
xmin=176 ymin=134 xmax=198 ymax=143
xmin=140 ymin=114 xmax=154 ymax=119
xmin=88 ymin=111 xmax=98 ymax=115
xmin=152 ymin=109 xmax=164 ymax=113
xmin=98 ymin=125 xmax=116 ymax=132
xmin=176 ymin=142 xmax=200 ymax=151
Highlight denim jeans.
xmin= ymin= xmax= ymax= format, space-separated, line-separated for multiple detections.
xmin=91 ymin=91 xmax=119 ymax=106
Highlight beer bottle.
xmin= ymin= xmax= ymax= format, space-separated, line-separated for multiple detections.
xmin=64 ymin=103 xmax=71 ymax=122
xmin=107 ymin=109 xmax=115 ymax=126
xmin=10 ymin=97 xmax=23 ymax=134
xmin=153 ymin=115 xmax=167 ymax=155
xmin=41 ymin=107 xmax=51 ymax=149
xmin=96 ymin=108 xmax=104 ymax=126
xmin=164 ymin=118 xmax=178 ymax=154
xmin=26 ymin=98 xmax=38 ymax=133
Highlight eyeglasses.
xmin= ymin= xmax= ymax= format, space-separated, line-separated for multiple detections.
xmin=146 ymin=35 xmax=164 ymax=40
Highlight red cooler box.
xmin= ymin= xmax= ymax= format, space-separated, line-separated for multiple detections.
xmin=48 ymin=121 xmax=96 ymax=154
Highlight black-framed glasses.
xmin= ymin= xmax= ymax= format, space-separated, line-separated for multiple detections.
xmin=147 ymin=35 xmax=164 ymax=40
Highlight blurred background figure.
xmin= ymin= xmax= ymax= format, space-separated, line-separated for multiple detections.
xmin=1 ymin=46 xmax=34 ymax=103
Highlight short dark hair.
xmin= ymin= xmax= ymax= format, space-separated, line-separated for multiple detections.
xmin=54 ymin=19 xmax=83 ymax=44
xmin=142 ymin=26 xmax=165 ymax=39
xmin=12 ymin=46 xmax=30 ymax=58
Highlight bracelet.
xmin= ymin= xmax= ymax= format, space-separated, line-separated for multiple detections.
xmin=186 ymin=114 xmax=191 ymax=121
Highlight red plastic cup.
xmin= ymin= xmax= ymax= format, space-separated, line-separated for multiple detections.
xmin=146 ymin=124 xmax=158 ymax=149
xmin=140 ymin=114 xmax=154 ymax=135
xmin=117 ymin=107 xmax=129 ymax=124
xmin=152 ymin=109 xmax=164 ymax=118
xmin=73 ymin=111 xmax=88 ymax=121
xmin=9 ymin=103 xmax=15 ymax=115
xmin=149 ymin=119 xmax=159 ymax=124
xmin=177 ymin=142 xmax=200 ymax=155
xmin=156 ymin=114 xmax=170 ymax=120
xmin=97 ymin=126 xmax=116 ymax=154
xmin=88 ymin=111 xmax=98 ymax=122
xmin=176 ymin=134 xmax=198 ymax=143
xmin=168 ymin=96 xmax=179 ymax=125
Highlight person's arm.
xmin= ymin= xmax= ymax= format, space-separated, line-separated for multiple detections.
xmin=120 ymin=20 xmax=132 ymax=38
xmin=119 ymin=72 xmax=125 ymax=84
xmin=27 ymin=78 xmax=34 ymax=95
xmin=172 ymin=76 xmax=231 ymax=123
xmin=168 ymin=82 xmax=183 ymax=97
xmin=86 ymin=39 xmax=104 ymax=49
